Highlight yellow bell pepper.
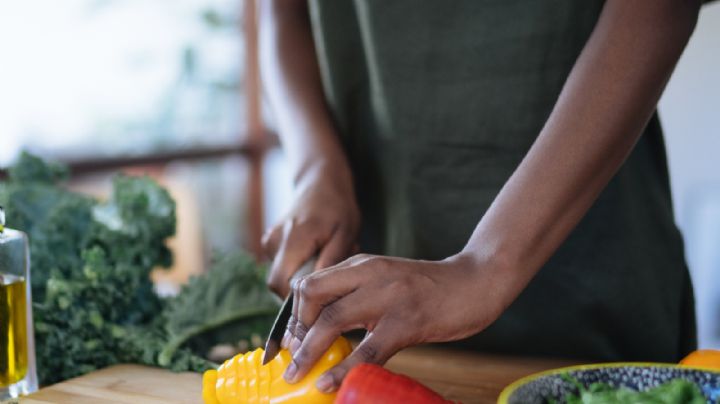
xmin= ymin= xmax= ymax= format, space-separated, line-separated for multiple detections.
xmin=203 ymin=336 xmax=352 ymax=404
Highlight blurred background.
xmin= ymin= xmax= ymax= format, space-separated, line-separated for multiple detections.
xmin=0 ymin=1 xmax=718 ymax=347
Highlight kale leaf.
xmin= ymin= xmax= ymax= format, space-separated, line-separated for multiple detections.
xmin=159 ymin=252 xmax=278 ymax=366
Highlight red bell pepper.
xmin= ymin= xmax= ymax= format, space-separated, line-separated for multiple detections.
xmin=335 ymin=363 xmax=458 ymax=404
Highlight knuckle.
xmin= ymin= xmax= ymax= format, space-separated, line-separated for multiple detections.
xmin=292 ymin=350 xmax=307 ymax=367
xmin=356 ymin=343 xmax=380 ymax=363
xmin=318 ymin=303 xmax=343 ymax=326
xmin=298 ymin=276 xmax=320 ymax=299
xmin=348 ymin=253 xmax=373 ymax=265
xmin=286 ymin=315 xmax=298 ymax=332
xmin=294 ymin=321 xmax=310 ymax=341
xmin=292 ymin=275 xmax=305 ymax=295
xmin=292 ymin=346 xmax=312 ymax=367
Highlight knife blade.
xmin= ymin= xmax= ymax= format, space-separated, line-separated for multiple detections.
xmin=262 ymin=258 xmax=316 ymax=365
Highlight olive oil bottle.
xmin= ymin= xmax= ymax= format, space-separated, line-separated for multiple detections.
xmin=0 ymin=274 xmax=28 ymax=387
xmin=0 ymin=207 xmax=37 ymax=400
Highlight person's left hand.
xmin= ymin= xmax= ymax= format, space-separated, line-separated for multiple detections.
xmin=280 ymin=252 xmax=518 ymax=393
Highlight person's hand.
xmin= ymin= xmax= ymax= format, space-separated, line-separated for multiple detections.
xmin=281 ymin=252 xmax=518 ymax=393
xmin=263 ymin=166 xmax=361 ymax=297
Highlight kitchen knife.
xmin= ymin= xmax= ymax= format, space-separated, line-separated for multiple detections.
xmin=262 ymin=258 xmax=316 ymax=365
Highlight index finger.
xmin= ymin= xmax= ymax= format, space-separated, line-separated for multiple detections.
xmin=291 ymin=256 xmax=373 ymax=342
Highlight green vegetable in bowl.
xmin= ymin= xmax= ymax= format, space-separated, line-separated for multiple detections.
xmin=559 ymin=375 xmax=706 ymax=404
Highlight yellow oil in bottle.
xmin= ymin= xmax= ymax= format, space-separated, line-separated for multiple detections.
xmin=0 ymin=274 xmax=28 ymax=387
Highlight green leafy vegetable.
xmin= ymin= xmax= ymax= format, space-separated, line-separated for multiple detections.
xmin=0 ymin=152 xmax=278 ymax=385
xmin=559 ymin=374 xmax=706 ymax=404
xmin=0 ymin=153 xmax=94 ymax=297
xmin=158 ymin=252 xmax=279 ymax=366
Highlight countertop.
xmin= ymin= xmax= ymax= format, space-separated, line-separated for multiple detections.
xmin=22 ymin=345 xmax=580 ymax=403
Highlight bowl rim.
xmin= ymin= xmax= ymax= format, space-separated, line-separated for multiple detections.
xmin=497 ymin=362 xmax=720 ymax=403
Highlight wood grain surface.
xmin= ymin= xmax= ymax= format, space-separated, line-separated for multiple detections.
xmin=21 ymin=346 xmax=580 ymax=403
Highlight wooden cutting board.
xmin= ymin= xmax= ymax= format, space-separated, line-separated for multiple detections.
xmin=22 ymin=346 xmax=580 ymax=404
xmin=22 ymin=365 xmax=200 ymax=404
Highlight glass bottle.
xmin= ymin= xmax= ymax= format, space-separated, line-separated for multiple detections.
xmin=0 ymin=207 xmax=38 ymax=399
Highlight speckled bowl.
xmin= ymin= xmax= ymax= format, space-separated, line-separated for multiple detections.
xmin=498 ymin=363 xmax=720 ymax=404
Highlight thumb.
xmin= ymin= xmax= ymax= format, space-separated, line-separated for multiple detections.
xmin=315 ymin=329 xmax=398 ymax=393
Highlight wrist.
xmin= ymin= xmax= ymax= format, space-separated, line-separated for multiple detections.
xmin=294 ymin=156 xmax=355 ymax=196
xmin=452 ymin=245 xmax=516 ymax=282
xmin=450 ymin=245 xmax=531 ymax=315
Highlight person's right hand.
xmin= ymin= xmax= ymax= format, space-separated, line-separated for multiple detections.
xmin=263 ymin=167 xmax=360 ymax=297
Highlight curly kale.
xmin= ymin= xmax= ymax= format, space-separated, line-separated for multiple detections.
xmin=0 ymin=153 xmax=95 ymax=297
xmin=158 ymin=252 xmax=279 ymax=366
xmin=0 ymin=152 xmax=277 ymax=385
xmin=89 ymin=175 xmax=175 ymax=270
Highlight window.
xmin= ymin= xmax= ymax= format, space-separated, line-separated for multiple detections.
xmin=0 ymin=0 xmax=252 ymax=162
xmin=0 ymin=0 xmax=275 ymax=265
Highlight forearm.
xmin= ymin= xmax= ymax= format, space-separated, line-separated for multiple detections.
xmin=258 ymin=0 xmax=353 ymax=189
xmin=463 ymin=0 xmax=699 ymax=299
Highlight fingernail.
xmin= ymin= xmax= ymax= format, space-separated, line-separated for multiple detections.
xmin=316 ymin=373 xmax=334 ymax=393
xmin=281 ymin=331 xmax=291 ymax=349
xmin=289 ymin=337 xmax=301 ymax=355
xmin=284 ymin=361 xmax=298 ymax=383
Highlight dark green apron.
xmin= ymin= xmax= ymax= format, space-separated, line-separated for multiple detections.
xmin=308 ymin=0 xmax=696 ymax=362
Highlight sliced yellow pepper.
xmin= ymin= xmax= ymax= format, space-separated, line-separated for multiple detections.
xmin=203 ymin=337 xmax=352 ymax=404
